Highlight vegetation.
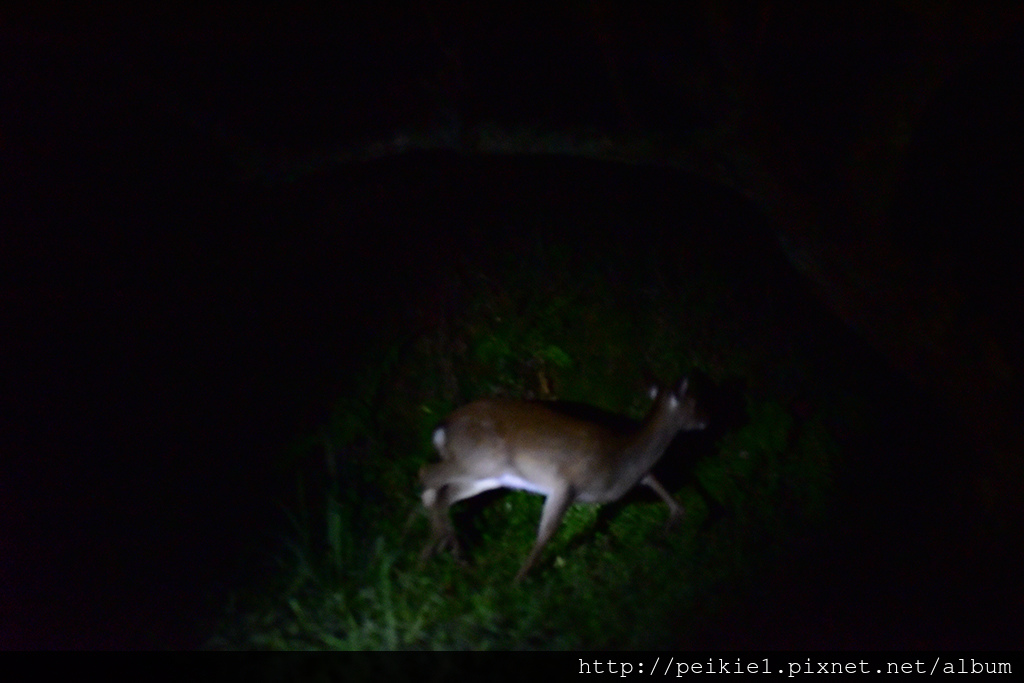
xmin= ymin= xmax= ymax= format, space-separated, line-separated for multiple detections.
xmin=206 ymin=213 xmax=841 ymax=650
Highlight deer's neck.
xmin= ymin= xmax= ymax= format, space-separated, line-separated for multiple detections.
xmin=608 ymin=413 xmax=676 ymax=484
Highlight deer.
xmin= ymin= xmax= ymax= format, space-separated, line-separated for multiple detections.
xmin=419 ymin=378 xmax=706 ymax=582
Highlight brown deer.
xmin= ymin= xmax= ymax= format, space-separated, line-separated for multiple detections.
xmin=419 ymin=378 xmax=705 ymax=581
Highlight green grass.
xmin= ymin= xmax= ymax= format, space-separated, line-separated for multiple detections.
xmin=206 ymin=220 xmax=842 ymax=650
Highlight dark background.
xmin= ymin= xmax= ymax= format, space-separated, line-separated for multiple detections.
xmin=3 ymin=6 xmax=1022 ymax=648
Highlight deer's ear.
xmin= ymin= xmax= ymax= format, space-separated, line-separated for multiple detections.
xmin=640 ymin=370 xmax=661 ymax=396
xmin=675 ymin=377 xmax=689 ymax=397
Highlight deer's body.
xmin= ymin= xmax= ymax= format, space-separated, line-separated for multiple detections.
xmin=419 ymin=379 xmax=705 ymax=581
